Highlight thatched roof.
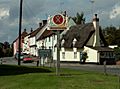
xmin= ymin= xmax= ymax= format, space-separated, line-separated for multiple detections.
xmin=61 ymin=23 xmax=94 ymax=48
xmin=60 ymin=23 xmax=108 ymax=48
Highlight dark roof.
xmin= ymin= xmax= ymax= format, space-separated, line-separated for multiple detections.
xmin=37 ymin=30 xmax=54 ymax=41
xmin=88 ymin=46 xmax=114 ymax=52
xmin=13 ymin=30 xmax=28 ymax=43
xmin=21 ymin=31 xmax=28 ymax=37
xmin=29 ymin=20 xmax=47 ymax=38
xmin=61 ymin=23 xmax=95 ymax=48
xmin=60 ymin=22 xmax=108 ymax=48
xmin=29 ymin=28 xmax=41 ymax=38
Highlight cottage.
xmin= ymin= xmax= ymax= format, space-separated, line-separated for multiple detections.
xmin=54 ymin=14 xmax=115 ymax=64
xmin=28 ymin=20 xmax=47 ymax=56
xmin=13 ymin=29 xmax=28 ymax=55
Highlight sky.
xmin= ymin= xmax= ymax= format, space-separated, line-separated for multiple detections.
xmin=0 ymin=0 xmax=120 ymax=43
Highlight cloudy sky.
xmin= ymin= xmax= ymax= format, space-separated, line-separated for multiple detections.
xmin=0 ymin=0 xmax=120 ymax=43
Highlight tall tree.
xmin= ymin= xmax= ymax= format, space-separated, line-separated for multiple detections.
xmin=102 ymin=25 xmax=120 ymax=46
xmin=72 ymin=12 xmax=85 ymax=25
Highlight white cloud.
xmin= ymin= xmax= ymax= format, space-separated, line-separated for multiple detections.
xmin=0 ymin=8 xmax=9 ymax=19
xmin=109 ymin=4 xmax=120 ymax=19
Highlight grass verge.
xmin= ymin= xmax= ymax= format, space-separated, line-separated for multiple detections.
xmin=0 ymin=64 xmax=119 ymax=89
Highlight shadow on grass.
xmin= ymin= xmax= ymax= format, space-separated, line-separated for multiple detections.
xmin=0 ymin=64 xmax=52 ymax=76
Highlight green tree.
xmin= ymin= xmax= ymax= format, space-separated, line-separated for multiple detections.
xmin=72 ymin=12 xmax=85 ymax=25
xmin=103 ymin=26 xmax=117 ymax=45
xmin=114 ymin=47 xmax=120 ymax=61
xmin=0 ymin=42 xmax=4 ymax=58
xmin=5 ymin=48 xmax=13 ymax=57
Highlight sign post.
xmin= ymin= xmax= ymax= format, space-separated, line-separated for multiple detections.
xmin=48 ymin=13 xmax=67 ymax=76
xmin=56 ymin=30 xmax=60 ymax=76
xmin=52 ymin=14 xmax=64 ymax=76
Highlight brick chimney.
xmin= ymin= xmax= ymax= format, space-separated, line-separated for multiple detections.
xmin=93 ymin=14 xmax=100 ymax=47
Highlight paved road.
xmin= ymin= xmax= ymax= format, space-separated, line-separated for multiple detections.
xmin=61 ymin=63 xmax=120 ymax=75
xmin=0 ymin=57 xmax=37 ymax=66
xmin=1 ymin=57 xmax=120 ymax=75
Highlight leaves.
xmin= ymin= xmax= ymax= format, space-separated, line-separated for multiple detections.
xmin=102 ymin=26 xmax=120 ymax=46
xmin=0 ymin=42 xmax=13 ymax=57
xmin=72 ymin=12 xmax=85 ymax=25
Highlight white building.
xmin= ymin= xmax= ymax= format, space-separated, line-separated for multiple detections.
xmin=53 ymin=14 xmax=115 ymax=64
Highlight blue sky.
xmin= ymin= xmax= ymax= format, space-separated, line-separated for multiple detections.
xmin=0 ymin=0 xmax=120 ymax=43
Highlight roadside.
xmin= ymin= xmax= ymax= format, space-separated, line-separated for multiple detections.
xmin=1 ymin=57 xmax=120 ymax=76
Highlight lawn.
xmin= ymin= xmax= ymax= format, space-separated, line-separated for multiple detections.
xmin=0 ymin=64 xmax=119 ymax=89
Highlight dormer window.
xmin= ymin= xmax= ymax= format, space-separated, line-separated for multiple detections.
xmin=61 ymin=39 xmax=65 ymax=46
xmin=72 ymin=38 xmax=77 ymax=47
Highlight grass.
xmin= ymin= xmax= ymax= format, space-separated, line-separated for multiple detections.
xmin=0 ymin=64 xmax=119 ymax=89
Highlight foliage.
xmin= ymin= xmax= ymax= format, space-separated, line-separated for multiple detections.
xmin=102 ymin=26 xmax=120 ymax=46
xmin=0 ymin=41 xmax=13 ymax=57
xmin=0 ymin=42 xmax=4 ymax=58
xmin=114 ymin=47 xmax=120 ymax=61
xmin=80 ymin=52 xmax=88 ymax=63
xmin=72 ymin=12 xmax=85 ymax=25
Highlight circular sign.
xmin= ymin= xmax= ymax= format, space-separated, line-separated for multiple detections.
xmin=52 ymin=14 xmax=64 ymax=25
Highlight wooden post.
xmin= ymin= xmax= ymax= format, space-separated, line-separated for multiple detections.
xmin=103 ymin=60 xmax=107 ymax=75
xmin=56 ymin=30 xmax=60 ymax=76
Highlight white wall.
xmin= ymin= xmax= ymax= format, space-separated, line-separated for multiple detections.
xmin=23 ymin=35 xmax=30 ymax=54
xmin=29 ymin=37 xmax=36 ymax=46
xmin=84 ymin=46 xmax=99 ymax=63
xmin=29 ymin=37 xmax=37 ymax=56
xmin=53 ymin=47 xmax=83 ymax=62
xmin=13 ymin=42 xmax=17 ymax=55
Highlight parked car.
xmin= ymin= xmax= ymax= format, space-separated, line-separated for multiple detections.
xmin=23 ymin=54 xmax=34 ymax=63
xmin=15 ymin=52 xmax=24 ymax=60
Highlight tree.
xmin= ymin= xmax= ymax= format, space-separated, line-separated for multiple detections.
xmin=102 ymin=26 xmax=118 ymax=45
xmin=4 ymin=41 xmax=10 ymax=49
xmin=114 ymin=47 xmax=120 ymax=61
xmin=72 ymin=12 xmax=85 ymax=25
xmin=0 ymin=42 xmax=4 ymax=58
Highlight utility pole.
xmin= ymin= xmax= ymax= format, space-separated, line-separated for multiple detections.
xmin=18 ymin=0 xmax=23 ymax=65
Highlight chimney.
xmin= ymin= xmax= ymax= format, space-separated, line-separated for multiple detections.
xmin=24 ymin=28 xmax=26 ymax=32
xmin=42 ymin=20 xmax=47 ymax=26
xmin=30 ymin=28 xmax=33 ymax=32
xmin=93 ymin=14 xmax=100 ymax=47
xmin=39 ymin=23 xmax=42 ymax=27
xmin=63 ymin=11 xmax=67 ymax=16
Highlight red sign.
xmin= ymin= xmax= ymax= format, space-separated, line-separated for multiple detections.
xmin=52 ymin=14 xmax=64 ymax=25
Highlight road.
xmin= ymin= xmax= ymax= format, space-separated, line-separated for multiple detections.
xmin=61 ymin=63 xmax=120 ymax=75
xmin=1 ymin=57 xmax=120 ymax=75
xmin=0 ymin=57 xmax=37 ymax=66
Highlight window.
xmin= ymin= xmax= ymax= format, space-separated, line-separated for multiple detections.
xmin=54 ymin=35 xmax=56 ymax=40
xmin=49 ymin=37 xmax=51 ymax=42
xmin=74 ymin=52 xmax=77 ymax=59
xmin=62 ymin=52 xmax=65 ymax=59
